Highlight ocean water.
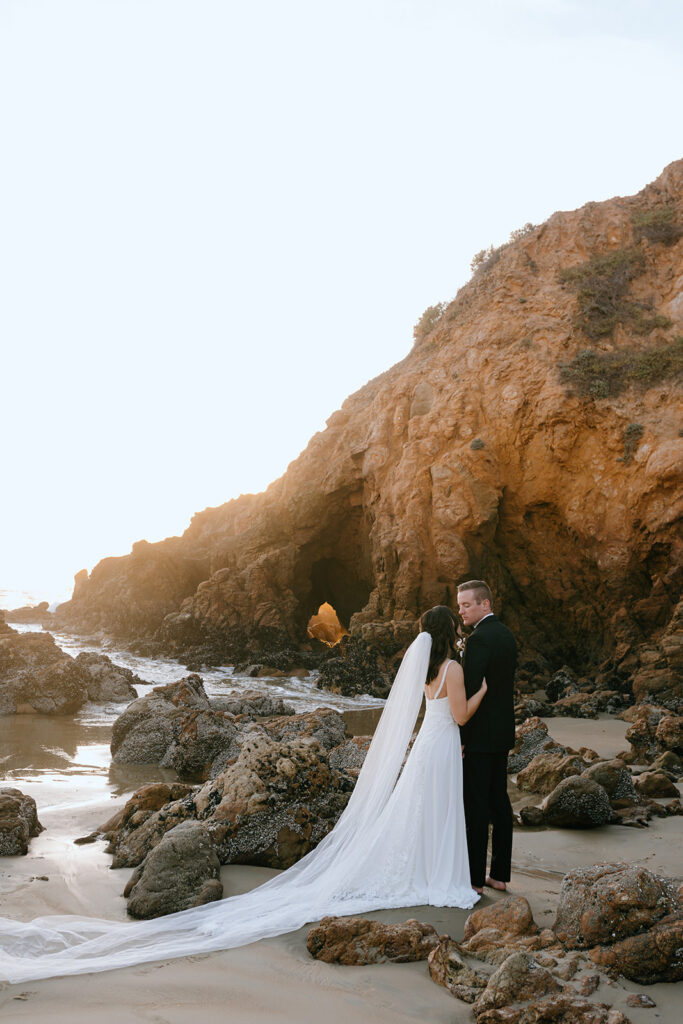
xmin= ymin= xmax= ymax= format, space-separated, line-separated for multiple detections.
xmin=0 ymin=623 xmax=384 ymax=814
xmin=0 ymin=587 xmax=69 ymax=613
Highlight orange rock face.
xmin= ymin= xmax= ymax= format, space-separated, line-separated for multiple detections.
xmin=56 ymin=162 xmax=683 ymax=680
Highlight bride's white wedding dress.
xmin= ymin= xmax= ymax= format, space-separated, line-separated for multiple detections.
xmin=0 ymin=633 xmax=477 ymax=983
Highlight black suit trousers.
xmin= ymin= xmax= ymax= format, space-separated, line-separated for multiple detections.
xmin=463 ymin=751 xmax=513 ymax=887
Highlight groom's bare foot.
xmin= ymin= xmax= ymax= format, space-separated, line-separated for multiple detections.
xmin=472 ymin=885 xmax=484 ymax=895
xmin=485 ymin=876 xmax=507 ymax=891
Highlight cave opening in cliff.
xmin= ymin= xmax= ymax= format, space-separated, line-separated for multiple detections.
xmin=307 ymin=602 xmax=348 ymax=646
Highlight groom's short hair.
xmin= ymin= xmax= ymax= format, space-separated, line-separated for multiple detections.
xmin=457 ymin=579 xmax=493 ymax=606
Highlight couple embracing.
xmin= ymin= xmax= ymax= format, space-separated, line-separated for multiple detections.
xmin=429 ymin=579 xmax=517 ymax=896
xmin=0 ymin=579 xmax=516 ymax=983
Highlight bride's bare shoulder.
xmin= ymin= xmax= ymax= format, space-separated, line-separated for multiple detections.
xmin=446 ymin=660 xmax=464 ymax=682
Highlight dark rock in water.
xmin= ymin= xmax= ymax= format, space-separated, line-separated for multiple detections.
xmin=208 ymin=690 xmax=295 ymax=718
xmin=581 ymin=759 xmax=637 ymax=804
xmin=0 ymin=788 xmax=44 ymax=855
xmin=545 ymin=666 xmax=578 ymax=704
xmin=0 ymin=631 xmax=88 ymax=715
xmin=110 ymin=674 xmax=235 ymax=774
xmin=428 ymin=938 xmax=489 ymax=1001
xmin=508 ymin=718 xmax=564 ymax=775
xmin=517 ymin=752 xmax=588 ymax=796
xmin=633 ymin=770 xmax=680 ymax=798
xmin=553 ymin=862 xmax=679 ymax=950
xmin=540 ymin=776 xmax=612 ymax=828
xmin=590 ymin=909 xmax=683 ymax=984
xmin=74 ymin=651 xmax=140 ymax=702
xmin=124 ymin=820 xmax=223 ymax=918
xmin=307 ymin=916 xmax=439 ymax=965
xmin=4 ymin=601 xmax=51 ymax=623
xmin=472 ymin=952 xmax=562 ymax=1016
xmin=316 ymin=635 xmax=391 ymax=698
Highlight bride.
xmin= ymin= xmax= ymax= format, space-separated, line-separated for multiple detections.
xmin=0 ymin=605 xmax=487 ymax=983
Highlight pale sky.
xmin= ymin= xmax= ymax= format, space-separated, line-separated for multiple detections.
xmin=1 ymin=0 xmax=682 ymax=605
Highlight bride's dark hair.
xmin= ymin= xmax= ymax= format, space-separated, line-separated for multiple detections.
xmin=419 ymin=605 xmax=459 ymax=681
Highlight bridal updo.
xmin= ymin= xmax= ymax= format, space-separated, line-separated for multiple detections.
xmin=419 ymin=605 xmax=459 ymax=682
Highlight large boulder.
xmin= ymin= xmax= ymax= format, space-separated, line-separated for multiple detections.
xmin=195 ymin=732 xmax=353 ymax=867
xmin=517 ymin=752 xmax=588 ymax=795
xmin=540 ymin=777 xmax=612 ymax=828
xmin=0 ymin=788 xmax=44 ymax=855
xmin=508 ymin=718 xmax=564 ymax=775
xmin=306 ymin=916 xmax=439 ymax=964
xmin=581 ymin=760 xmax=637 ymax=805
xmin=589 ymin=909 xmax=683 ymax=983
xmin=123 ymin=820 xmax=223 ymax=919
xmin=553 ymin=863 xmax=679 ymax=949
xmin=105 ymin=731 xmax=353 ymax=871
xmin=633 ymin=770 xmax=680 ymax=798
xmin=110 ymin=674 xmax=240 ymax=775
xmin=74 ymin=651 xmax=140 ymax=702
xmin=0 ymin=631 xmax=88 ymax=715
xmin=460 ymin=896 xmax=557 ymax=966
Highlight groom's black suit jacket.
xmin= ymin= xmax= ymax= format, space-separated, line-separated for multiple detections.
xmin=460 ymin=614 xmax=517 ymax=753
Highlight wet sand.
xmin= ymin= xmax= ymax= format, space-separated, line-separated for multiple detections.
xmin=1 ymin=716 xmax=682 ymax=1022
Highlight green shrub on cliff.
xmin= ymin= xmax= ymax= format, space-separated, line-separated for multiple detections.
xmin=559 ymin=336 xmax=683 ymax=399
xmin=559 ymin=247 xmax=674 ymax=340
xmin=632 ymin=206 xmax=682 ymax=246
xmin=413 ymin=302 xmax=447 ymax=344
xmin=618 ymin=423 xmax=644 ymax=465
xmin=470 ymin=221 xmax=536 ymax=275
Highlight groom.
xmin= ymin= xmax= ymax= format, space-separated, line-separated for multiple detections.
xmin=457 ymin=580 xmax=517 ymax=895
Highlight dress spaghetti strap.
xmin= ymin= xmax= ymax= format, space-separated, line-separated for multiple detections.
xmin=429 ymin=659 xmax=451 ymax=700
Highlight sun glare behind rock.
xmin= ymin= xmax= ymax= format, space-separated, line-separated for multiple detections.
xmin=307 ymin=602 xmax=348 ymax=647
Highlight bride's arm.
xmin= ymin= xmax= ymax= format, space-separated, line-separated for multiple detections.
xmin=446 ymin=662 xmax=488 ymax=726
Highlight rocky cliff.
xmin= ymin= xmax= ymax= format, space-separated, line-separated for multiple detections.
xmin=54 ymin=161 xmax=683 ymax=697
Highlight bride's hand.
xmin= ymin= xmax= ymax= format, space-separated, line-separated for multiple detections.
xmin=480 ymin=677 xmax=488 ymax=695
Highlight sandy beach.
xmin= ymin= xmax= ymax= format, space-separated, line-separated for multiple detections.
xmin=2 ymin=715 xmax=682 ymax=1024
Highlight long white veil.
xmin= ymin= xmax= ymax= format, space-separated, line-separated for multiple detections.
xmin=0 ymin=631 xmax=432 ymax=983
